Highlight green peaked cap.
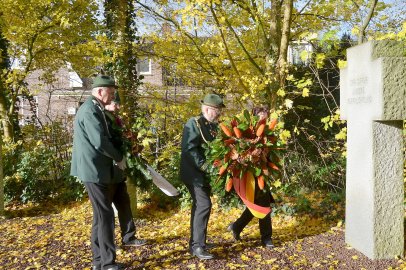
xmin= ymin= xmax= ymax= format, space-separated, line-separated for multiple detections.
xmin=201 ymin=93 xmax=225 ymax=108
xmin=92 ymin=75 xmax=117 ymax=88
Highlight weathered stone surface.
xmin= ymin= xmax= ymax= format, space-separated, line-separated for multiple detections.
xmin=340 ymin=41 xmax=405 ymax=259
xmin=373 ymin=121 xmax=404 ymax=258
xmin=371 ymin=40 xmax=406 ymax=59
xmin=382 ymin=58 xmax=406 ymax=120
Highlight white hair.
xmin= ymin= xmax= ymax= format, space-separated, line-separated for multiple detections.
xmin=201 ymin=104 xmax=210 ymax=114
xmin=91 ymin=86 xmax=110 ymax=95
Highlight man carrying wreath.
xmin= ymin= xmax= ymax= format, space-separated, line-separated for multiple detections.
xmin=180 ymin=93 xmax=225 ymax=260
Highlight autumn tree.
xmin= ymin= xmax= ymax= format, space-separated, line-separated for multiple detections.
xmin=136 ymin=0 xmax=399 ymax=103
xmin=134 ymin=0 xmax=402 ymax=191
xmin=0 ymin=0 xmax=109 ymax=207
xmin=0 ymin=0 xmax=101 ymax=141
xmin=0 ymin=20 xmax=9 ymax=215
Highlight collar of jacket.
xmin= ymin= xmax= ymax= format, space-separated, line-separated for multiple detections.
xmin=91 ymin=96 xmax=112 ymax=138
xmin=91 ymin=96 xmax=105 ymax=111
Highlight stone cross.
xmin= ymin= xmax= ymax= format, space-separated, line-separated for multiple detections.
xmin=340 ymin=40 xmax=405 ymax=259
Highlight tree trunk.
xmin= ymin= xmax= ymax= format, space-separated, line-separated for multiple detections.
xmin=267 ymin=0 xmax=293 ymax=110
xmin=126 ymin=179 xmax=138 ymax=216
xmin=0 ymin=90 xmax=11 ymax=214
xmin=105 ymin=0 xmax=140 ymax=108
xmin=0 ymin=95 xmax=14 ymax=140
xmin=277 ymin=0 xmax=293 ymax=77
xmin=104 ymin=0 xmax=142 ymax=210
xmin=0 ymin=23 xmax=13 ymax=141
xmin=269 ymin=0 xmax=282 ymax=54
xmin=0 ymin=130 xmax=3 ymax=216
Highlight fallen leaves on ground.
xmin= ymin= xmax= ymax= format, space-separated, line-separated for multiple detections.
xmin=0 ymin=198 xmax=404 ymax=269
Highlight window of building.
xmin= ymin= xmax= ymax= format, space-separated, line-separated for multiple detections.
xmin=67 ymin=107 xmax=76 ymax=115
xmin=288 ymin=43 xmax=313 ymax=66
xmin=137 ymin=58 xmax=152 ymax=75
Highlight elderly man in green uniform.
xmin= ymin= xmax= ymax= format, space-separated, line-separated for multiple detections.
xmin=104 ymin=96 xmax=147 ymax=250
xmin=180 ymin=93 xmax=225 ymax=260
xmin=71 ymin=75 xmax=145 ymax=270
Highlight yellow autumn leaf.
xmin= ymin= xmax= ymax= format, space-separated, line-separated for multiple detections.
xmin=300 ymin=50 xmax=310 ymax=62
xmin=351 ymin=27 xmax=360 ymax=36
xmin=265 ymin=258 xmax=277 ymax=264
xmin=302 ymin=87 xmax=310 ymax=97
xmin=273 ymin=180 xmax=282 ymax=188
xmin=335 ymin=127 xmax=347 ymax=140
xmin=284 ymin=99 xmax=293 ymax=109
xmin=277 ymin=88 xmax=286 ymax=97
xmin=315 ymin=53 xmax=326 ymax=68
xmin=241 ymin=254 xmax=250 ymax=261
xmin=254 ymin=254 xmax=262 ymax=260
xmin=279 ymin=129 xmax=291 ymax=143
xmin=337 ymin=59 xmax=347 ymax=69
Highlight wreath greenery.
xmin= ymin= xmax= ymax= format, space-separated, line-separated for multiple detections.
xmin=105 ymin=111 xmax=152 ymax=191
xmin=205 ymin=110 xmax=285 ymax=195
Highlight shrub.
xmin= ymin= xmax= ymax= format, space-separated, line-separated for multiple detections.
xmin=3 ymin=122 xmax=85 ymax=204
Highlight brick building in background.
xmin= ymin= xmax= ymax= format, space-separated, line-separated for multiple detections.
xmin=21 ymin=68 xmax=91 ymax=126
xmin=21 ymin=57 xmax=199 ymax=127
xmin=21 ymin=43 xmax=311 ymax=127
xmin=21 ymin=58 xmax=169 ymax=127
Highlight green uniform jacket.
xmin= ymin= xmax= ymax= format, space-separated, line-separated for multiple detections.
xmin=70 ymin=96 xmax=123 ymax=183
xmin=180 ymin=115 xmax=218 ymax=187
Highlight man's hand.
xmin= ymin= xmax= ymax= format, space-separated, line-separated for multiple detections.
xmin=116 ymin=156 xmax=127 ymax=170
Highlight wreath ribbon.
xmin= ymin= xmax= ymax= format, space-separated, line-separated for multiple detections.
xmin=232 ymin=177 xmax=271 ymax=219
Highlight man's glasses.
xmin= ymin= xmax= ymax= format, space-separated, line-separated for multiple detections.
xmin=209 ymin=106 xmax=222 ymax=113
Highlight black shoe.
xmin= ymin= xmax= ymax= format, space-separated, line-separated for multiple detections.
xmin=105 ymin=263 xmax=126 ymax=270
xmin=192 ymin=247 xmax=214 ymax=260
xmin=227 ymin=223 xmax=241 ymax=241
xmin=91 ymin=266 xmax=101 ymax=270
xmin=122 ymin=238 xmax=147 ymax=247
xmin=262 ymin=239 xmax=275 ymax=249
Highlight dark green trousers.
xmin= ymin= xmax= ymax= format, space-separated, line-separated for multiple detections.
xmin=84 ymin=181 xmax=136 ymax=269
xmin=186 ymin=184 xmax=212 ymax=250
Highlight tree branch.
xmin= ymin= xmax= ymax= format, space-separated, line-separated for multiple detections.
xmin=135 ymin=1 xmax=220 ymax=77
xmin=217 ymin=7 xmax=264 ymax=74
xmin=358 ymin=0 xmax=378 ymax=44
xmin=299 ymin=13 xmax=346 ymax=22
xmin=209 ymin=3 xmax=249 ymax=93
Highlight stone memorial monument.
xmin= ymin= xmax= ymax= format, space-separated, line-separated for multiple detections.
xmin=340 ymin=40 xmax=405 ymax=259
